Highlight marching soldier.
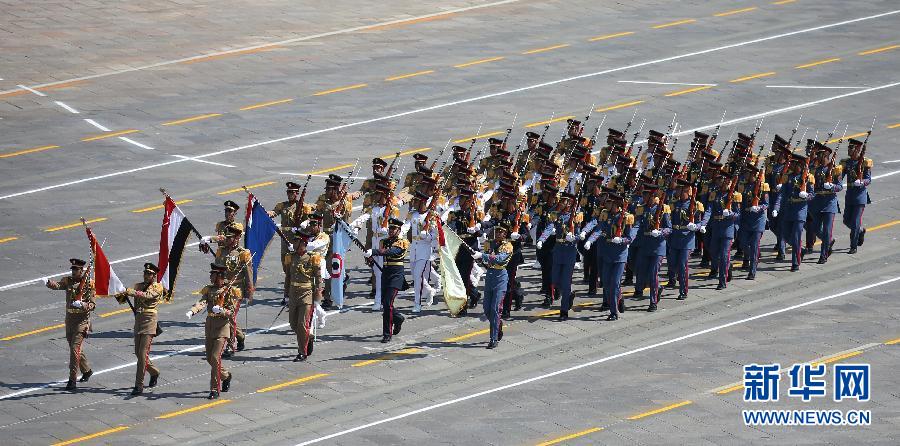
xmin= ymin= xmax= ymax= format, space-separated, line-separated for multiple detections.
xmin=765 ymin=137 xmax=790 ymax=261
xmin=532 ymin=182 xmax=559 ymax=304
xmin=544 ymin=192 xmax=581 ymax=320
xmin=199 ymin=200 xmax=241 ymax=256
xmin=448 ymin=187 xmax=484 ymax=311
xmin=114 ymin=263 xmax=164 ymax=395
xmin=408 ymin=191 xmax=440 ymax=312
xmin=810 ymin=144 xmax=842 ymax=263
xmin=667 ymin=180 xmax=708 ymax=299
xmin=216 ymin=223 xmax=253 ymax=356
xmin=473 ymin=222 xmax=513 ymax=349
xmin=633 ymin=185 xmax=671 ymax=311
xmin=46 ymin=258 xmax=95 ymax=391
xmin=596 ymin=194 xmax=635 ymax=320
xmin=186 ymin=263 xmax=238 ymax=400
xmin=739 ymin=165 xmax=769 ymax=279
xmin=773 ymin=151 xmax=814 ymax=272
xmin=287 ymin=231 xmax=322 ymax=362
xmin=369 ymin=183 xmax=395 ymax=311
xmin=840 ymin=139 xmax=872 ymax=254
xmin=365 ymin=218 xmax=410 ymax=343
xmin=269 ymin=182 xmax=307 ymax=294
xmin=708 ymin=174 xmax=741 ymax=289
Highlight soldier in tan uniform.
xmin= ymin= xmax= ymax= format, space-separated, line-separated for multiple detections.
xmin=200 ymin=200 xmax=240 ymax=256
xmin=287 ymin=231 xmax=323 ymax=361
xmin=187 ymin=263 xmax=239 ymax=399
xmin=215 ymin=223 xmax=253 ymax=356
xmin=46 ymin=258 xmax=95 ymax=391
xmin=268 ymin=182 xmax=302 ymax=289
xmin=115 ymin=262 xmax=164 ymax=395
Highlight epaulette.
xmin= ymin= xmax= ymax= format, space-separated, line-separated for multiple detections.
xmin=395 ymin=238 xmax=411 ymax=249
xmin=761 ymin=182 xmax=771 ymax=192
xmin=625 ymin=213 xmax=635 ymax=225
xmin=599 ymin=209 xmax=609 ymax=221
xmin=807 ymin=173 xmax=816 ymax=184
xmin=530 ymin=195 xmax=539 ymax=205
xmin=696 ymin=202 xmax=705 ymax=213
xmin=310 ymin=253 xmax=322 ymax=265
xmin=579 ymin=197 xmax=587 ymax=207
xmin=201 ymin=285 xmax=212 ymax=296
xmin=865 ymin=158 xmax=874 ymax=168
xmin=634 ymin=205 xmax=644 ymax=216
xmin=662 ymin=204 xmax=671 ymax=214
xmin=501 ymin=241 xmax=514 ymax=252
xmin=832 ymin=164 xmax=843 ymax=176
xmin=733 ymin=192 xmax=743 ymax=203
xmin=574 ymin=212 xmax=584 ymax=224
xmin=708 ymin=191 xmax=717 ymax=201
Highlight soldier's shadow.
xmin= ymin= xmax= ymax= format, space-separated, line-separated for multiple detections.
xmin=138 ymin=390 xmax=212 ymax=401
xmin=88 ymin=329 xmax=133 ymax=339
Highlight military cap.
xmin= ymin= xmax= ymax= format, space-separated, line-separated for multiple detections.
xmin=452 ymin=145 xmax=468 ymax=153
xmin=387 ymin=217 xmax=404 ymax=228
xmin=224 ymin=200 xmax=240 ymax=212
xmin=69 ymin=258 xmax=87 ymax=268
xmin=567 ymin=119 xmax=582 ymax=127
xmin=419 ymin=175 xmax=438 ymax=184
xmin=413 ymin=190 xmax=430 ymax=200
xmin=700 ymin=150 xmax=718 ymax=160
xmin=372 ymin=158 xmax=388 ymax=168
xmin=495 ymin=221 xmax=511 ymax=233
xmin=737 ymin=133 xmax=752 ymax=143
xmin=560 ymin=191 xmax=577 ymax=201
xmin=496 ymin=148 xmax=512 ymax=158
xmin=582 ymin=164 xmax=598 ymax=174
xmin=286 ymin=181 xmax=301 ymax=191
xmin=847 ymin=138 xmax=863 ymax=148
xmin=648 ymin=129 xmax=665 ymax=140
xmin=488 ymin=137 xmax=504 ymax=147
xmin=693 ymin=131 xmax=709 ymax=141
xmin=325 ymin=176 xmax=342 ymax=187
xmin=225 ymin=222 xmax=244 ymax=236
xmin=210 ymin=263 xmax=227 ymax=274
xmin=308 ymin=211 xmax=324 ymax=221
xmin=790 ymin=150 xmax=808 ymax=160
xmin=328 ymin=174 xmax=343 ymax=182
xmin=642 ymin=183 xmax=659 ymax=192
xmin=608 ymin=128 xmax=625 ymax=138
xmin=772 ymin=134 xmax=790 ymax=151
xmin=675 ymin=178 xmax=693 ymax=187
xmin=143 ymin=262 xmax=159 ymax=274
xmin=608 ymin=192 xmax=625 ymax=202
xmin=653 ymin=146 xmax=672 ymax=157
xmin=416 ymin=164 xmax=433 ymax=175
xmin=526 ymin=131 xmax=541 ymax=140
xmin=706 ymin=159 xmax=723 ymax=169
xmin=813 ymin=141 xmax=831 ymax=154
xmin=413 ymin=153 xmax=428 ymax=161
xmin=538 ymin=141 xmax=554 ymax=152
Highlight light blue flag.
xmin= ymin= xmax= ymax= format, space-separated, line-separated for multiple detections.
xmin=330 ymin=221 xmax=351 ymax=308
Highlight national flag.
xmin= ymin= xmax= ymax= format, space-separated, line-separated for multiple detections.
xmin=244 ymin=193 xmax=278 ymax=284
xmin=437 ymin=223 xmax=468 ymax=316
xmin=85 ymin=227 xmax=126 ymax=296
xmin=330 ymin=220 xmax=351 ymax=308
xmin=158 ymin=196 xmax=198 ymax=297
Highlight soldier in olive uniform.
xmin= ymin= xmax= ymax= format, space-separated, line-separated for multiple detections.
xmin=365 ymin=218 xmax=410 ymax=343
xmin=115 ymin=263 xmax=164 ymax=395
xmin=216 ymin=223 xmax=253 ymax=356
xmin=187 ymin=263 xmax=239 ymax=399
xmin=269 ymin=182 xmax=306 ymax=294
xmin=287 ymin=232 xmax=322 ymax=362
xmin=46 ymin=258 xmax=95 ymax=391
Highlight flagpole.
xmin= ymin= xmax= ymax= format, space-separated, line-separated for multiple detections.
xmin=241 ymin=186 xmax=293 ymax=244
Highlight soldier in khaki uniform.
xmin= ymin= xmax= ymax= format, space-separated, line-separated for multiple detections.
xmin=287 ymin=232 xmax=323 ymax=361
xmin=115 ymin=262 xmax=164 ymax=395
xmin=46 ymin=258 xmax=95 ymax=391
xmin=200 ymin=200 xmax=241 ymax=256
xmin=215 ymin=223 xmax=253 ymax=356
xmin=186 ymin=263 xmax=239 ymax=399
xmin=269 ymin=182 xmax=310 ymax=293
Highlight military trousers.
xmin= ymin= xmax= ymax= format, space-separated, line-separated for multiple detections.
xmin=602 ymin=261 xmax=626 ymax=316
xmin=843 ymin=204 xmax=866 ymax=249
xmin=670 ymin=248 xmax=691 ymax=296
xmin=289 ymin=288 xmax=313 ymax=355
xmin=637 ymin=254 xmax=664 ymax=304
xmin=134 ymin=333 xmax=160 ymax=389
xmin=65 ymin=316 xmax=91 ymax=382
xmin=741 ymin=230 xmax=764 ymax=275
xmin=709 ymin=235 xmax=733 ymax=286
xmin=812 ymin=211 xmax=836 ymax=259
xmin=784 ymin=219 xmax=805 ymax=268
xmin=206 ymin=336 xmax=230 ymax=391
xmin=483 ymin=268 xmax=508 ymax=342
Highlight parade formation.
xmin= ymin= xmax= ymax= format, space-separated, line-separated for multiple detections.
xmin=45 ymin=111 xmax=875 ymax=399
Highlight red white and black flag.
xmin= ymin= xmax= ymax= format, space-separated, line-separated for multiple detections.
xmin=85 ymin=227 xmax=126 ymax=296
xmin=158 ymin=196 xmax=199 ymax=297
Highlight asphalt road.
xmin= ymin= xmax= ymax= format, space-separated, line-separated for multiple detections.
xmin=1 ymin=0 xmax=898 ymax=445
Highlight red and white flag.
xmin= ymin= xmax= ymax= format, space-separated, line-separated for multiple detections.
xmin=158 ymin=196 xmax=198 ymax=295
xmin=85 ymin=227 xmax=125 ymax=296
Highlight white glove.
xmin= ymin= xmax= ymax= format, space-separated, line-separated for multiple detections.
xmin=536 ymin=241 xmax=544 ymax=250
xmin=775 ymin=184 xmax=782 ymax=191
xmin=300 ymin=220 xmax=310 ymax=229
xmin=772 ymin=210 xmax=778 ymax=218
xmin=186 ymin=311 xmax=193 ymax=319
xmin=201 ymin=236 xmax=212 ymax=243
xmin=823 ymin=182 xmax=833 ymax=190
xmin=472 ymin=252 xmax=483 ymax=260
xmin=578 ymin=231 xmax=587 ymax=240
xmin=750 ymin=205 xmax=760 ymax=213
xmin=475 ymin=223 xmax=482 ymax=231
xmin=377 ymin=227 xmax=388 ymax=235
xmin=699 ymin=226 xmax=707 ymax=234
xmin=532 ymin=260 xmax=541 ymax=269
xmin=287 ymin=244 xmax=296 ymax=253
xmin=722 ymin=209 xmax=732 ymax=217
xmin=364 ymin=249 xmax=373 ymax=258
xmin=611 ymin=236 xmax=624 ymax=244
xmin=798 ymin=191 xmax=809 ymax=199
xmin=584 ymin=241 xmax=592 ymax=250
xmin=419 ymin=230 xmax=428 ymax=238
xmin=686 ymin=223 xmax=698 ymax=231
xmin=854 ymin=179 xmax=863 ymax=186
xmin=511 ymin=232 xmax=520 ymax=240
xmin=565 ymin=232 xmax=576 ymax=242
xmin=526 ymin=222 xmax=532 ymax=230
xmin=211 ymin=305 xmax=222 ymax=314
xmin=467 ymin=226 xmax=477 ymax=234
xmin=71 ymin=300 xmax=83 ymax=308
xmin=651 ymin=229 xmax=662 ymax=238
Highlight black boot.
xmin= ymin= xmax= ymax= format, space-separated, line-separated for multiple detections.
xmin=677 ymin=293 xmax=687 ymax=300
xmin=237 ymin=338 xmax=245 ymax=352
xmin=858 ymin=228 xmax=866 ymax=246
xmin=148 ymin=374 xmax=159 ymax=388
xmin=221 ymin=374 xmax=232 ymax=392
xmin=208 ymin=390 xmax=219 ymax=399
xmin=618 ymin=300 xmax=627 ymax=313
xmin=501 ymin=309 xmax=511 ymax=319
xmin=848 ymin=247 xmax=858 ymax=254
xmin=79 ymin=369 xmax=93 ymax=382
xmin=392 ymin=316 xmax=404 ymax=335
xmin=381 ymin=335 xmax=391 ymax=343
xmin=648 ymin=302 xmax=657 ymax=312
xmin=746 ymin=272 xmax=756 ymax=280
xmin=65 ymin=380 xmax=76 ymax=391
xmin=775 ymin=252 xmax=785 ymax=261
xmin=559 ymin=311 xmax=568 ymax=321
xmin=131 ymin=387 xmax=143 ymax=396
xmin=294 ymin=353 xmax=307 ymax=362
xmin=607 ymin=313 xmax=618 ymax=321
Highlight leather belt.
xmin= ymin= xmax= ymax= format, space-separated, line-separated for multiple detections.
xmin=790 ymin=198 xmax=808 ymax=203
xmin=713 ymin=215 xmax=728 ymax=220
xmin=290 ymin=282 xmax=313 ymax=288
xmin=385 ymin=261 xmax=404 ymax=266
xmin=489 ymin=265 xmax=508 ymax=270
xmin=137 ymin=309 xmax=158 ymax=314
xmin=673 ymin=225 xmax=690 ymax=230
xmin=66 ymin=308 xmax=88 ymax=314
xmin=816 ymin=191 xmax=836 ymax=196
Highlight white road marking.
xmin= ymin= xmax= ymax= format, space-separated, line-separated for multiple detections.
xmin=765 ymin=85 xmax=868 ymax=89
xmin=293 ymin=275 xmax=900 ymax=446
xmin=0 ymin=10 xmax=896 ymax=203
xmin=54 ymin=101 xmax=80 ymax=114
xmin=277 ymin=172 xmax=367 ymax=180
xmin=872 ymin=169 xmax=900 ymax=180
xmin=618 ymin=80 xmax=717 ymax=86
xmin=16 ymin=85 xmax=45 ymax=97
xmin=118 ymin=137 xmax=155 ymax=150
xmin=172 ymin=154 xmax=236 ymax=168
xmin=881 ymin=160 xmax=900 ymax=164
xmin=83 ymin=119 xmax=110 ymax=132
xmin=0 ymin=0 xmax=525 ymax=97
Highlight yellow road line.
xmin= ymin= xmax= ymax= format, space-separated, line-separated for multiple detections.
xmin=52 ymin=426 xmax=130 ymax=446
xmin=132 ymin=199 xmax=192 ymax=213
xmin=628 ymin=400 xmax=693 ymax=420
xmin=351 ymin=347 xmax=421 ymax=367
xmin=217 ymin=181 xmax=275 ymax=195
xmin=162 ymin=113 xmax=223 ymax=126
xmin=182 ymin=46 xmax=281 ymax=64
xmin=453 ymin=130 xmax=505 ymax=143
xmin=524 ymin=115 xmax=576 ymax=128
xmin=589 ymin=31 xmax=635 ymax=42
xmin=390 ymin=147 xmax=432 ymax=158
xmin=665 ymin=85 xmax=714 ymax=97
xmin=596 ymin=100 xmax=644 ymax=113
xmin=239 ymin=98 xmax=294 ymax=111
xmin=885 ymin=337 xmax=900 ymax=345
xmin=867 ymin=220 xmax=900 ymax=232
xmin=156 ymin=399 xmax=232 ymax=419
xmin=46 ymin=217 xmax=107 ymax=233
xmin=795 ymin=57 xmax=841 ymax=69
xmin=257 ymin=373 xmax=329 ymax=393
xmin=522 ymin=44 xmax=570 ymax=55
xmin=715 ymin=7 xmax=757 ymax=17
xmin=536 ymin=427 xmax=603 ymax=446
xmin=99 ymin=308 xmax=132 ymax=318
xmin=385 ymin=70 xmax=435 ymax=81
xmin=730 ymin=71 xmax=776 ymax=83
xmin=887 ymin=122 xmax=900 ymax=129
xmin=1 ymin=323 xmax=66 ymax=341
xmin=653 ymin=19 xmax=696 ymax=29
xmin=81 ymin=129 xmax=140 ymax=142
xmin=716 ymin=383 xmax=744 ymax=395
xmin=0 ymin=236 xmax=18 ymax=244
xmin=812 ymin=350 xmax=862 ymax=366
xmin=309 ymin=163 xmax=355 ymax=176
xmin=826 ymin=131 xmax=867 ymax=144
xmin=858 ymin=44 xmax=900 ymax=56
xmin=454 ymin=56 xmax=505 ymax=68
xmin=313 ymin=83 xmax=369 ymax=96
xmin=0 ymin=144 xmax=61 ymax=159
xmin=772 ymin=0 xmax=795 ymax=4
xmin=444 ymin=328 xmax=489 ymax=342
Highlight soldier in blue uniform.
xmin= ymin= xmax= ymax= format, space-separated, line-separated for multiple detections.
xmin=739 ymin=164 xmax=769 ymax=279
xmin=547 ymin=192 xmax=581 ymax=320
xmin=708 ymin=174 xmax=741 ymax=289
xmin=765 ymin=136 xmax=790 ymax=261
xmin=773 ymin=151 xmax=814 ymax=272
xmin=668 ymin=180 xmax=709 ymax=299
xmin=364 ymin=218 xmax=410 ymax=343
xmin=534 ymin=183 xmax=560 ymax=307
xmin=810 ymin=143 xmax=843 ymax=263
xmin=633 ymin=184 xmax=671 ymax=311
xmin=474 ymin=223 xmax=513 ymax=349
xmin=840 ymin=139 xmax=873 ymax=254
xmin=593 ymin=193 xmax=635 ymax=321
